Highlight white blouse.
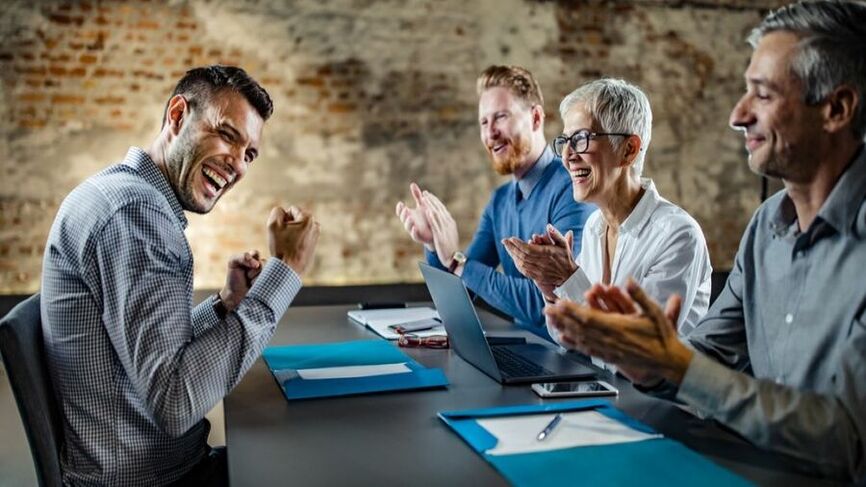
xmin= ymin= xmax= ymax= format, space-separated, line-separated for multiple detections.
xmin=548 ymin=178 xmax=712 ymax=345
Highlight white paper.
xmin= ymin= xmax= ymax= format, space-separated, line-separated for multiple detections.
xmin=478 ymin=410 xmax=661 ymax=456
xmin=297 ymin=362 xmax=411 ymax=380
xmin=347 ymin=307 xmax=445 ymax=340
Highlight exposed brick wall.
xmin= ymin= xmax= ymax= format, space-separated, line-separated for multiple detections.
xmin=0 ymin=0 xmax=787 ymax=293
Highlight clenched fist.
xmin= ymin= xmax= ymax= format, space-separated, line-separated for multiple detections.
xmin=267 ymin=206 xmax=320 ymax=275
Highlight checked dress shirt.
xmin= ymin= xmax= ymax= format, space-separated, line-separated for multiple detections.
xmin=41 ymin=147 xmax=301 ymax=485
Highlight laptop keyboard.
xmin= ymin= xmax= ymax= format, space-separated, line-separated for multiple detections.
xmin=491 ymin=346 xmax=555 ymax=378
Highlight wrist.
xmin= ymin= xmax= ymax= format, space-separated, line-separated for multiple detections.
xmin=663 ymin=344 xmax=694 ymax=385
xmin=219 ymin=288 xmax=245 ymax=312
xmin=447 ymin=250 xmax=467 ymax=274
xmin=560 ymin=263 xmax=579 ymax=286
xmin=214 ymin=292 xmax=230 ymax=319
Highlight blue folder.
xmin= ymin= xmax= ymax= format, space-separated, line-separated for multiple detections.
xmin=439 ymin=400 xmax=753 ymax=486
xmin=263 ymin=339 xmax=448 ymax=400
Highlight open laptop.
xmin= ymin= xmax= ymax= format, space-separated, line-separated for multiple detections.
xmin=419 ymin=262 xmax=596 ymax=385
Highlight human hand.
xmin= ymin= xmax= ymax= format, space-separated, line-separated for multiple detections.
xmin=544 ymin=279 xmax=692 ymax=386
xmin=422 ymin=191 xmax=461 ymax=271
xmin=502 ymin=224 xmax=577 ymax=288
xmin=220 ymin=250 xmax=264 ymax=312
xmin=267 ymin=206 xmax=320 ymax=276
xmin=395 ymin=182 xmax=434 ymax=249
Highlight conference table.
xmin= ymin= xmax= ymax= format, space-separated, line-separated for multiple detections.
xmin=225 ymin=304 xmax=842 ymax=486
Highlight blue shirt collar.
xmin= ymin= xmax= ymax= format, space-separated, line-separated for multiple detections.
xmin=515 ymin=146 xmax=554 ymax=201
xmin=122 ymin=146 xmax=189 ymax=229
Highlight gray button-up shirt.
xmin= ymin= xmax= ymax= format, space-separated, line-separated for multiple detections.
xmin=41 ymin=147 xmax=301 ymax=485
xmin=676 ymin=145 xmax=866 ymax=481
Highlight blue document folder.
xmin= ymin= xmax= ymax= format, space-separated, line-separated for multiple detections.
xmin=263 ymin=339 xmax=448 ymax=400
xmin=439 ymin=400 xmax=753 ymax=486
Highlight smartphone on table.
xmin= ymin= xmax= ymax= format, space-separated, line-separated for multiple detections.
xmin=388 ymin=318 xmax=442 ymax=334
xmin=531 ymin=380 xmax=618 ymax=398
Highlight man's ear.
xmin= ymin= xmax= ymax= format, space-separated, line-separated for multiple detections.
xmin=822 ymin=85 xmax=858 ymax=135
xmin=621 ymin=134 xmax=642 ymax=167
xmin=531 ymin=104 xmax=545 ymax=132
xmin=165 ymin=95 xmax=189 ymax=136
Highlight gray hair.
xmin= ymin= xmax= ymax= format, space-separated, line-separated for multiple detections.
xmin=748 ymin=0 xmax=866 ymax=139
xmin=559 ymin=78 xmax=653 ymax=178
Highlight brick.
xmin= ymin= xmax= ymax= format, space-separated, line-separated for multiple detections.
xmin=137 ymin=20 xmax=160 ymax=30
xmin=94 ymin=96 xmax=125 ymax=104
xmin=14 ymin=65 xmax=46 ymax=75
xmin=18 ymin=93 xmax=45 ymax=103
xmin=51 ymin=94 xmax=85 ymax=104
xmin=18 ymin=119 xmax=47 ymax=129
xmin=297 ymin=77 xmax=325 ymax=87
xmin=328 ymin=102 xmax=357 ymax=113
xmin=79 ymin=54 xmax=98 ymax=64
xmin=48 ymin=13 xmax=84 ymax=26
xmin=93 ymin=67 xmax=123 ymax=78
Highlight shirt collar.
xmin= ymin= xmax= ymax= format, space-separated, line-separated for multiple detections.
xmin=589 ymin=178 xmax=660 ymax=236
xmin=770 ymin=144 xmax=866 ymax=237
xmin=620 ymin=178 xmax=661 ymax=236
xmin=515 ymin=146 xmax=554 ymax=201
xmin=122 ymin=146 xmax=189 ymax=229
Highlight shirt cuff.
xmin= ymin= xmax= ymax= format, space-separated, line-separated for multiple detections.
xmin=554 ymin=267 xmax=592 ymax=303
xmin=675 ymin=350 xmax=729 ymax=413
xmin=245 ymin=259 xmax=302 ymax=321
xmin=191 ymin=295 xmax=221 ymax=338
xmin=460 ymin=259 xmax=485 ymax=292
xmin=425 ymin=247 xmax=445 ymax=270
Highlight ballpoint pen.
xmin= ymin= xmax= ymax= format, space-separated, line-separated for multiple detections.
xmin=536 ymin=413 xmax=563 ymax=441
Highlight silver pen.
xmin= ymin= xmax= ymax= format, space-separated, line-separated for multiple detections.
xmin=536 ymin=413 xmax=563 ymax=441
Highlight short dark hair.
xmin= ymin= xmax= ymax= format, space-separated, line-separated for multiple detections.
xmin=162 ymin=65 xmax=274 ymax=126
xmin=476 ymin=65 xmax=544 ymax=108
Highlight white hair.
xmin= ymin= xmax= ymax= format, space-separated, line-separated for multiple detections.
xmin=559 ymin=78 xmax=653 ymax=177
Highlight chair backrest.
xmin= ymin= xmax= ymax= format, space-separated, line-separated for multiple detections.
xmin=0 ymin=294 xmax=64 ymax=487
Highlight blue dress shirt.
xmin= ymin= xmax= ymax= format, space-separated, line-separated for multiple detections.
xmin=427 ymin=147 xmax=595 ymax=339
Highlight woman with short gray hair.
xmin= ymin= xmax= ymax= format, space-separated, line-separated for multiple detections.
xmin=504 ymin=78 xmax=712 ymax=346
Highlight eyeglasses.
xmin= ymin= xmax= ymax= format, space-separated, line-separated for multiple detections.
xmin=552 ymin=129 xmax=632 ymax=157
xmin=397 ymin=334 xmax=449 ymax=349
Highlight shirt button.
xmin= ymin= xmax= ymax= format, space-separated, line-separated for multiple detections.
xmin=785 ymin=313 xmax=794 ymax=324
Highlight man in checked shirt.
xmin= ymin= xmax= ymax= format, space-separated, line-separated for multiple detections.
xmin=41 ymin=65 xmax=319 ymax=486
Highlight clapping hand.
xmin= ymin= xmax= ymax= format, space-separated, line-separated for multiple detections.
xmin=502 ymin=224 xmax=577 ymax=301
xmin=544 ymin=279 xmax=692 ymax=386
xmin=396 ymin=183 xmax=435 ymax=250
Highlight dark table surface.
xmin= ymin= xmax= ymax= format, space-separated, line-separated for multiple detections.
xmin=225 ymin=304 xmax=842 ymax=487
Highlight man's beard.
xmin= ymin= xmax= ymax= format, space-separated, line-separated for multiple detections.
xmin=489 ymin=134 xmax=531 ymax=176
xmin=165 ymin=129 xmax=212 ymax=214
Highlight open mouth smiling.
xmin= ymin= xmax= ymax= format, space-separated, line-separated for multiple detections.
xmin=571 ymin=167 xmax=591 ymax=182
xmin=491 ymin=142 xmax=508 ymax=155
xmin=202 ymin=166 xmax=229 ymax=193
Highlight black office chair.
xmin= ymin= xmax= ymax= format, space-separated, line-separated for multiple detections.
xmin=0 ymin=294 xmax=64 ymax=487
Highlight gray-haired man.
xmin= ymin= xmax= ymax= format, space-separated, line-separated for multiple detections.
xmin=545 ymin=0 xmax=866 ymax=481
